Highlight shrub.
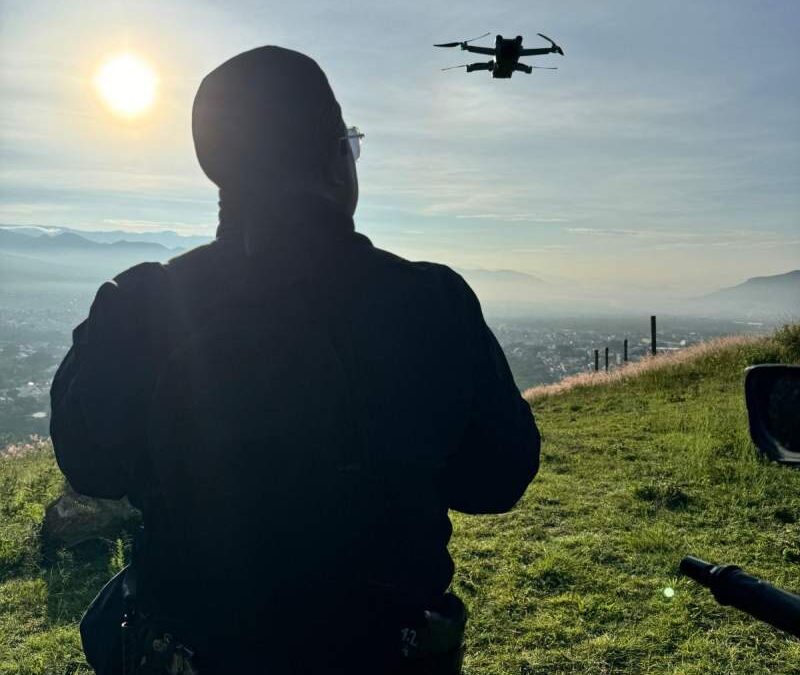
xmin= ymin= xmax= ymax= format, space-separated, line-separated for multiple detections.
xmin=774 ymin=323 xmax=800 ymax=363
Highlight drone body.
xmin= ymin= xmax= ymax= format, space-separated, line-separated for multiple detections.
xmin=435 ymin=33 xmax=564 ymax=78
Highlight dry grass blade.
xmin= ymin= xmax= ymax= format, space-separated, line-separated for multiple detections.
xmin=523 ymin=335 xmax=760 ymax=402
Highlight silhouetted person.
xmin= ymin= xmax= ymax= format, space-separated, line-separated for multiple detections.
xmin=50 ymin=46 xmax=540 ymax=675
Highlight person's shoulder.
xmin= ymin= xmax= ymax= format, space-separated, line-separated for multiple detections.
xmin=112 ymin=260 xmax=167 ymax=287
xmin=86 ymin=259 xmax=171 ymax=334
xmin=163 ymin=240 xmax=220 ymax=275
xmin=100 ymin=239 xmax=222 ymax=302
xmin=362 ymin=247 xmax=483 ymax=317
xmin=160 ymin=239 xmax=239 ymax=294
xmin=366 ymin=244 xmax=470 ymax=294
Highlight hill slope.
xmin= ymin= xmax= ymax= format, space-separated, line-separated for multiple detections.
xmin=694 ymin=269 xmax=800 ymax=319
xmin=1 ymin=327 xmax=800 ymax=674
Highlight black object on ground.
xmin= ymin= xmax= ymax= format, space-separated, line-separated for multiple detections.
xmin=745 ymin=364 xmax=800 ymax=465
xmin=680 ymin=555 xmax=800 ymax=637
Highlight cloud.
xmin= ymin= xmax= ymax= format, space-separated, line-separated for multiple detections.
xmin=0 ymin=202 xmax=74 ymax=217
xmin=565 ymin=227 xmax=701 ymax=239
xmin=456 ymin=213 xmax=569 ymax=223
xmin=569 ymin=227 xmax=800 ymax=253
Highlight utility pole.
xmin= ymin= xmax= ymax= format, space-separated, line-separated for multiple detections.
xmin=594 ymin=349 xmax=599 ymax=372
xmin=623 ymin=338 xmax=629 ymax=363
xmin=605 ymin=347 xmax=609 ymax=371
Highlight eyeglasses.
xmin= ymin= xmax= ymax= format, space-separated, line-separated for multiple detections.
xmin=341 ymin=126 xmax=365 ymax=161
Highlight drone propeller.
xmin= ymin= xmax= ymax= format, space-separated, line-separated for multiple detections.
xmin=434 ymin=32 xmax=491 ymax=48
xmin=537 ymin=32 xmax=565 ymax=55
xmin=532 ymin=66 xmax=558 ymax=70
xmin=440 ymin=64 xmax=470 ymax=71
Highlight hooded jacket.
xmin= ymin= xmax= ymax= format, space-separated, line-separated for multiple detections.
xmin=50 ymin=199 xmax=540 ymax=670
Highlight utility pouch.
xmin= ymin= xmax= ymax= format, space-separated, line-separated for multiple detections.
xmin=395 ymin=593 xmax=467 ymax=675
xmin=81 ymin=563 xmax=198 ymax=675
xmin=120 ymin=569 xmax=198 ymax=675
xmin=127 ymin=625 xmax=199 ymax=675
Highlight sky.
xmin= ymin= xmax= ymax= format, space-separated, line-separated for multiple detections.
xmin=1 ymin=0 xmax=798 ymax=297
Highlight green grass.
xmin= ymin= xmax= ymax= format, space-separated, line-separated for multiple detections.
xmin=0 ymin=444 xmax=98 ymax=675
xmin=2 ymin=326 xmax=800 ymax=674
xmin=451 ymin=326 xmax=800 ymax=674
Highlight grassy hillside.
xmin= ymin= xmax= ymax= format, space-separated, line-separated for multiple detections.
xmin=2 ymin=326 xmax=799 ymax=674
xmin=451 ymin=325 xmax=800 ymax=674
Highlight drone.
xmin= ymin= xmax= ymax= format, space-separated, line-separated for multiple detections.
xmin=434 ymin=32 xmax=564 ymax=78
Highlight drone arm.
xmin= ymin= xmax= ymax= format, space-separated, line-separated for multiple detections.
xmin=462 ymin=45 xmax=495 ymax=55
xmin=465 ymin=61 xmax=494 ymax=73
xmin=519 ymin=47 xmax=555 ymax=56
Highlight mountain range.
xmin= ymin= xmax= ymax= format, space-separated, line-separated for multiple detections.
xmin=0 ymin=228 xmax=174 ymax=255
xmin=0 ymin=226 xmax=179 ymax=292
xmin=0 ymin=225 xmax=210 ymax=250
xmin=0 ymin=225 xmax=797 ymax=319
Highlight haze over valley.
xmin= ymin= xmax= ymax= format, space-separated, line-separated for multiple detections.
xmin=2 ymin=223 xmax=793 ymax=444
xmin=3 ymin=224 xmax=797 ymax=316
xmin=2 ymin=1 xmax=796 ymax=448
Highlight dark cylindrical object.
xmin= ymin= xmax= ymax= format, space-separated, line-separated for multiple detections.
xmin=623 ymin=338 xmax=628 ymax=362
xmin=680 ymin=555 xmax=714 ymax=585
xmin=594 ymin=349 xmax=599 ymax=372
xmin=604 ymin=347 xmax=609 ymax=371
xmin=680 ymin=555 xmax=800 ymax=638
xmin=650 ymin=315 xmax=657 ymax=355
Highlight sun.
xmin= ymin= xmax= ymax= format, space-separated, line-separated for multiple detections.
xmin=94 ymin=53 xmax=158 ymax=119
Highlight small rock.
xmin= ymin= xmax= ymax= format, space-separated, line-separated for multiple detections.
xmin=42 ymin=483 xmax=140 ymax=550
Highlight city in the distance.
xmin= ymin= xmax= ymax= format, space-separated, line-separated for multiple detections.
xmin=1 ymin=223 xmax=796 ymax=444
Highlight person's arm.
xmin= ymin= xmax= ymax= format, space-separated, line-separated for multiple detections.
xmin=443 ymin=273 xmax=540 ymax=514
xmin=50 ymin=264 xmax=167 ymax=500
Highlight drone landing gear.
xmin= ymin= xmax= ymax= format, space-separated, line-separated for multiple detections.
xmin=466 ymin=60 xmax=494 ymax=73
xmin=514 ymin=63 xmax=533 ymax=74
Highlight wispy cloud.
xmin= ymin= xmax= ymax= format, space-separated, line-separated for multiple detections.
xmin=565 ymin=226 xmax=800 ymax=249
xmin=565 ymin=227 xmax=703 ymax=239
xmin=456 ymin=213 xmax=569 ymax=223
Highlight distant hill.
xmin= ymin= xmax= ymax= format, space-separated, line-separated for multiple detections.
xmin=699 ymin=270 xmax=800 ymax=319
xmin=456 ymin=267 xmax=547 ymax=304
xmin=0 ymin=228 xmax=173 ymax=254
xmin=0 ymin=228 xmax=177 ymax=292
xmin=457 ymin=268 xmax=544 ymax=284
xmin=0 ymin=225 xmax=211 ymax=250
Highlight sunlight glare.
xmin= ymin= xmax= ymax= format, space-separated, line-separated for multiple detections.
xmin=94 ymin=53 xmax=157 ymax=119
